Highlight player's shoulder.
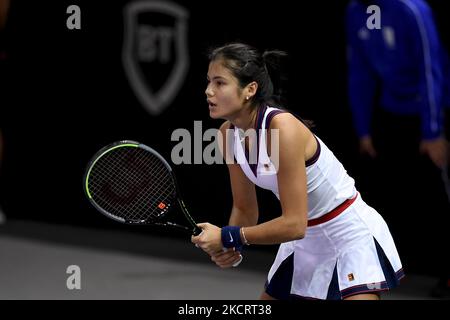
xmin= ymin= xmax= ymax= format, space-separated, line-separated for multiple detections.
xmin=270 ymin=111 xmax=305 ymax=130
xmin=269 ymin=111 xmax=310 ymax=141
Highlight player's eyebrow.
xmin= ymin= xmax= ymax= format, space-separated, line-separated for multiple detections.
xmin=207 ymin=75 xmax=227 ymax=81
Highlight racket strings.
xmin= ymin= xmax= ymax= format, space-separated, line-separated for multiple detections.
xmin=88 ymin=147 xmax=176 ymax=222
xmin=92 ymin=150 xmax=172 ymax=221
xmin=114 ymin=149 xmax=174 ymax=218
xmin=113 ymin=150 xmax=169 ymax=213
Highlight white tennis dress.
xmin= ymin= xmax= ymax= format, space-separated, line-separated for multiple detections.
xmin=231 ymin=105 xmax=404 ymax=299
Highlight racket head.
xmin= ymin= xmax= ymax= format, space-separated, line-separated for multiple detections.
xmin=84 ymin=140 xmax=178 ymax=225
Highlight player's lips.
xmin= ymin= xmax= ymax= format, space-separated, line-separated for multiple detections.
xmin=207 ymin=100 xmax=217 ymax=109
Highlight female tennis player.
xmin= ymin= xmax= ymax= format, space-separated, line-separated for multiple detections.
xmin=191 ymin=43 xmax=404 ymax=300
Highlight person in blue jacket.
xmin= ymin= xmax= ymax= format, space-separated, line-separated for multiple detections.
xmin=346 ymin=0 xmax=450 ymax=298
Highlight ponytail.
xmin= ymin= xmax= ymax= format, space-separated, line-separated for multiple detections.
xmin=263 ymin=50 xmax=314 ymax=128
xmin=262 ymin=50 xmax=289 ymax=107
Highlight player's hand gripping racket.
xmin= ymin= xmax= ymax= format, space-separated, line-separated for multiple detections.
xmin=84 ymin=140 xmax=202 ymax=236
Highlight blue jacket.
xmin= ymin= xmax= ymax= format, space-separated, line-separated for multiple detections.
xmin=346 ymin=0 xmax=449 ymax=140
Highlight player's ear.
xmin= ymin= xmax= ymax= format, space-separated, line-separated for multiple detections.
xmin=244 ymin=81 xmax=258 ymax=100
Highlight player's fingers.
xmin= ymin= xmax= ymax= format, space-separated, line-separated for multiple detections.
xmin=211 ymin=247 xmax=232 ymax=255
xmin=211 ymin=253 xmax=234 ymax=263
xmin=191 ymin=226 xmax=206 ymax=244
xmin=212 ymin=251 xmax=240 ymax=264
xmin=211 ymin=250 xmax=230 ymax=259
xmin=191 ymin=235 xmax=201 ymax=244
xmin=215 ymin=253 xmax=243 ymax=268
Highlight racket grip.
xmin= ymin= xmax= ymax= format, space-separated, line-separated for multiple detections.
xmin=192 ymin=227 xmax=202 ymax=236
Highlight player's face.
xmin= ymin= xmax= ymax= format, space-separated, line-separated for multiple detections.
xmin=205 ymin=59 xmax=246 ymax=120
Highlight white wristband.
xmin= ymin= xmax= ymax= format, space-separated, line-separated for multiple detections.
xmin=232 ymin=254 xmax=243 ymax=267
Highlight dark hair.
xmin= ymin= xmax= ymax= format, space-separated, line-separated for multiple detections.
xmin=208 ymin=43 xmax=288 ymax=107
xmin=208 ymin=42 xmax=314 ymax=128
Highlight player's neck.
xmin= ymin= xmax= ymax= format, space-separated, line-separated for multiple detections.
xmin=230 ymin=105 xmax=258 ymax=131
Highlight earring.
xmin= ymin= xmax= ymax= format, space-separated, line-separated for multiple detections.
xmin=246 ymin=96 xmax=250 ymax=101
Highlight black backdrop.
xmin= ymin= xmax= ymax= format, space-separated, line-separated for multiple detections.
xmin=1 ymin=0 xmax=450 ymax=275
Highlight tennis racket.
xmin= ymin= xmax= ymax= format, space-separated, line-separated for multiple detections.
xmin=83 ymin=140 xmax=202 ymax=236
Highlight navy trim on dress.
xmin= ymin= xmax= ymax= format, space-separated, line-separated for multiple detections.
xmin=248 ymin=105 xmax=267 ymax=177
xmin=327 ymin=264 xmax=342 ymax=300
xmin=265 ymin=253 xmax=294 ymax=300
xmin=235 ymin=106 xmax=321 ymax=176
xmin=266 ymin=237 xmax=404 ymax=300
xmin=305 ymin=135 xmax=321 ymax=167
xmin=263 ymin=108 xmax=321 ymax=168
xmin=340 ymin=238 xmax=405 ymax=299
xmin=264 ymin=109 xmax=287 ymax=129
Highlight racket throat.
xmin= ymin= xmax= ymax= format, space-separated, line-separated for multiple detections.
xmin=154 ymin=221 xmax=195 ymax=234
xmin=177 ymin=199 xmax=201 ymax=234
